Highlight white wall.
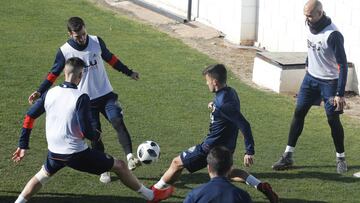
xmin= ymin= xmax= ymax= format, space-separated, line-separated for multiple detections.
xmin=141 ymin=0 xmax=359 ymax=93
xmin=142 ymin=0 xmax=257 ymax=45
xmin=257 ymin=0 xmax=360 ymax=93
xmin=140 ymin=0 xmax=189 ymax=18
xmin=196 ymin=0 xmax=257 ymax=44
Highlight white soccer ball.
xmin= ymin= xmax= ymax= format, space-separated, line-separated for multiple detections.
xmin=137 ymin=141 xmax=160 ymax=164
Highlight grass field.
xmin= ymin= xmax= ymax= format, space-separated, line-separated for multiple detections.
xmin=1 ymin=0 xmax=360 ymax=202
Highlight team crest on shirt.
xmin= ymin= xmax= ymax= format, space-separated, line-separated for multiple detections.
xmin=307 ymin=39 xmax=322 ymax=51
xmin=83 ymin=54 xmax=99 ymax=72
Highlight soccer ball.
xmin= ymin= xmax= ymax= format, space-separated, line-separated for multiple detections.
xmin=137 ymin=141 xmax=160 ymax=164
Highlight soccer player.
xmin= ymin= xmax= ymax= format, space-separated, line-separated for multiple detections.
xmin=27 ymin=16 xmax=141 ymax=183
xmin=152 ymin=64 xmax=278 ymax=203
xmin=272 ymin=0 xmax=348 ymax=174
xmin=184 ymin=146 xmax=252 ymax=203
xmin=13 ymin=57 xmax=173 ymax=203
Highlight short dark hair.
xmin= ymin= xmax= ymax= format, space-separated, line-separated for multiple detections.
xmin=65 ymin=57 xmax=86 ymax=73
xmin=202 ymin=64 xmax=227 ymax=84
xmin=67 ymin=17 xmax=85 ymax=32
xmin=207 ymin=146 xmax=233 ymax=176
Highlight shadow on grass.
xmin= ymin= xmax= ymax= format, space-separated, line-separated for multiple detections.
xmin=0 ymin=191 xmax=144 ymax=203
xmin=280 ymin=198 xmax=327 ymax=203
xmin=0 ymin=191 xmax=190 ymax=203
xmin=253 ymin=169 xmax=360 ymax=183
xmin=174 ymin=172 xmax=210 ymax=190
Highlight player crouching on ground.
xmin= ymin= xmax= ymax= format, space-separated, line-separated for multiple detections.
xmin=151 ymin=64 xmax=278 ymax=203
xmin=12 ymin=57 xmax=173 ymax=203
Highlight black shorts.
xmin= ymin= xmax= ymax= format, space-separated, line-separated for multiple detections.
xmin=44 ymin=148 xmax=114 ymax=175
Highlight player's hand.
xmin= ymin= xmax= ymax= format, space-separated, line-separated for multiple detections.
xmin=333 ymin=96 xmax=346 ymax=111
xmin=208 ymin=102 xmax=214 ymax=110
xmin=12 ymin=147 xmax=26 ymax=163
xmin=28 ymin=91 xmax=41 ymax=105
xmin=243 ymin=154 xmax=254 ymax=167
xmin=130 ymin=72 xmax=139 ymax=80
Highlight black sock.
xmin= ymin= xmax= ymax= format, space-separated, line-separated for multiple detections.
xmin=111 ymin=117 xmax=133 ymax=155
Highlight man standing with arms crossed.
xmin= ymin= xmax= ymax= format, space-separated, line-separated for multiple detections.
xmin=272 ymin=0 xmax=348 ymax=174
xmin=13 ymin=57 xmax=173 ymax=203
xmin=28 ymin=17 xmax=141 ymax=183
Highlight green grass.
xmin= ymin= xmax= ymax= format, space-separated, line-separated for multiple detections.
xmin=1 ymin=0 xmax=360 ymax=202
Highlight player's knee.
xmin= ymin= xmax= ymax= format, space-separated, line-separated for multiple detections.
xmin=110 ymin=117 xmax=123 ymax=128
xmin=327 ymin=114 xmax=341 ymax=126
xmin=294 ymin=106 xmax=307 ymax=119
xmin=170 ymin=156 xmax=183 ymax=170
xmin=113 ymin=159 xmax=127 ymax=172
xmin=34 ymin=166 xmax=51 ymax=186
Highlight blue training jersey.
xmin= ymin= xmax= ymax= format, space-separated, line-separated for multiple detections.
xmin=201 ymin=86 xmax=255 ymax=155
xmin=183 ymin=177 xmax=252 ymax=203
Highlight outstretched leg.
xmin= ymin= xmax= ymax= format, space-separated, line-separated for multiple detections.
xmin=155 ymin=156 xmax=185 ymax=188
xmin=272 ymin=105 xmax=311 ymax=170
xmin=111 ymin=159 xmax=173 ymax=202
xmin=15 ymin=167 xmax=52 ymax=203
xmin=229 ymin=168 xmax=279 ymax=203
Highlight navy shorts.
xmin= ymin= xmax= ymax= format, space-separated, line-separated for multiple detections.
xmin=44 ymin=148 xmax=114 ymax=175
xmin=180 ymin=145 xmax=208 ymax=173
xmin=297 ymin=73 xmax=342 ymax=115
xmin=90 ymin=92 xmax=123 ymax=132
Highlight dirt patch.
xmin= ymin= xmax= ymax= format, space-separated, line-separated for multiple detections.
xmin=93 ymin=0 xmax=360 ymax=121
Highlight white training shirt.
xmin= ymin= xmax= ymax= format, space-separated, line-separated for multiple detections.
xmin=44 ymin=86 xmax=88 ymax=154
xmin=60 ymin=35 xmax=113 ymax=100
xmin=306 ymin=23 xmax=339 ymax=80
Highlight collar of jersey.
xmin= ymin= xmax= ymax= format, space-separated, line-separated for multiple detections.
xmin=67 ymin=35 xmax=89 ymax=51
xmin=60 ymin=82 xmax=78 ymax=89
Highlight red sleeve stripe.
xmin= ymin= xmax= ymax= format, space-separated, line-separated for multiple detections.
xmin=337 ymin=64 xmax=341 ymax=72
xmin=108 ymin=55 xmax=119 ymax=66
xmin=47 ymin=72 xmax=58 ymax=83
xmin=23 ymin=115 xmax=35 ymax=129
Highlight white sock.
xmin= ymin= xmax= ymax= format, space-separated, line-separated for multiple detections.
xmin=127 ymin=153 xmax=134 ymax=161
xmin=245 ymin=175 xmax=261 ymax=188
xmin=336 ymin=152 xmax=345 ymax=158
xmin=15 ymin=194 xmax=27 ymax=203
xmin=137 ymin=184 xmax=154 ymax=200
xmin=154 ymin=178 xmax=169 ymax=189
xmin=285 ymin=145 xmax=295 ymax=153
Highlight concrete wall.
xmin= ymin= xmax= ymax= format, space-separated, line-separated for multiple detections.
xmin=141 ymin=0 xmax=359 ymax=93
xmin=257 ymin=0 xmax=360 ymax=93
xmin=141 ymin=0 xmax=257 ymax=45
xmin=196 ymin=0 xmax=257 ymax=45
xmin=139 ymin=0 xmax=189 ymax=18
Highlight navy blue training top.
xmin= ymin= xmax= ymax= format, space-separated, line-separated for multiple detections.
xmin=201 ymin=86 xmax=255 ymax=155
xmin=183 ymin=177 xmax=252 ymax=203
